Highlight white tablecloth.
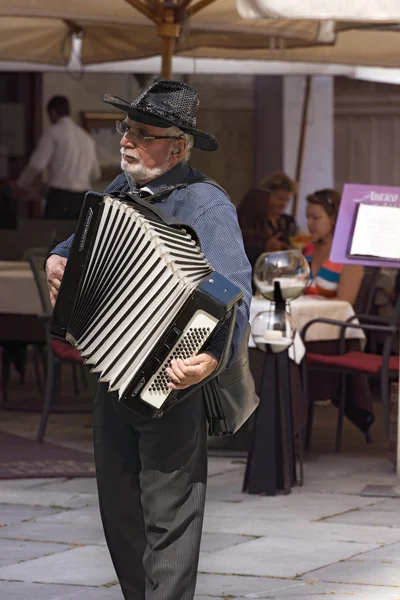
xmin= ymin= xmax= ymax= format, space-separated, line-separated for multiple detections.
xmin=249 ymin=295 xmax=365 ymax=364
xmin=0 ymin=260 xmax=30 ymax=271
xmin=0 ymin=262 xmax=42 ymax=315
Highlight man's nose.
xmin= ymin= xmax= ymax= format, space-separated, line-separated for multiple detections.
xmin=120 ymin=135 xmax=135 ymax=148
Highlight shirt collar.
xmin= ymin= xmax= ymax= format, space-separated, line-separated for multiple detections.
xmin=124 ymin=161 xmax=190 ymax=200
xmin=56 ymin=116 xmax=72 ymax=125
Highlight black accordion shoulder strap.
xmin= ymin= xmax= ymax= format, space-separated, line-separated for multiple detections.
xmin=114 ymin=176 xmax=228 ymax=246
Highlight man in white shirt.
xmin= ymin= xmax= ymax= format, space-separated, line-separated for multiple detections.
xmin=17 ymin=95 xmax=101 ymax=219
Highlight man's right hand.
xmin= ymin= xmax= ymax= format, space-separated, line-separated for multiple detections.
xmin=45 ymin=254 xmax=68 ymax=307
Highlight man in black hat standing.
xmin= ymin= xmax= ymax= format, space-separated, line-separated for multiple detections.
xmin=45 ymin=77 xmax=252 ymax=600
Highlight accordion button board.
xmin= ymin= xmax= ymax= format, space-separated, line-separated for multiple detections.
xmin=141 ymin=309 xmax=218 ymax=408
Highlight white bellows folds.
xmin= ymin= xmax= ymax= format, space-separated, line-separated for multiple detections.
xmin=66 ymin=196 xmax=214 ymax=401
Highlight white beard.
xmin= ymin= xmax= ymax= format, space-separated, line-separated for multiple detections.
xmin=120 ymin=152 xmax=171 ymax=182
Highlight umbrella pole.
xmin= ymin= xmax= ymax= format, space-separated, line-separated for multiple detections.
xmin=161 ymin=36 xmax=175 ymax=79
xmin=292 ymin=75 xmax=312 ymax=219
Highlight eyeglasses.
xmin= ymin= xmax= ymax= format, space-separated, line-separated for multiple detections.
xmin=116 ymin=120 xmax=181 ymax=144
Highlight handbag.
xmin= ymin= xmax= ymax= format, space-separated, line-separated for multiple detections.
xmin=203 ymin=316 xmax=260 ymax=437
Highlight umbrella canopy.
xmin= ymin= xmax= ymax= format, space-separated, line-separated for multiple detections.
xmin=237 ymin=0 xmax=400 ymax=23
xmin=237 ymin=0 xmax=400 ymax=20
xmin=185 ymin=28 xmax=400 ymax=69
xmin=3 ymin=1 xmax=400 ymax=75
xmin=236 ymin=0 xmax=400 ymax=68
xmin=0 ymin=0 xmax=327 ymax=76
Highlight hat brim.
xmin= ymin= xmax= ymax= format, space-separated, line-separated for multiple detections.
xmin=102 ymin=93 xmax=218 ymax=152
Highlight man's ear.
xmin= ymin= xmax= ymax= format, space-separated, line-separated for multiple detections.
xmin=172 ymin=137 xmax=186 ymax=157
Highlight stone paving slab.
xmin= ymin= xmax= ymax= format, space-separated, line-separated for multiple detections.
xmin=0 ymin=581 xmax=123 ymax=599
xmin=307 ymin=558 xmax=400 ymax=587
xmin=324 ymin=498 xmax=400 ymax=528
xmin=0 ymin=489 xmax=98 ymax=509
xmin=202 ymin=515 xmax=400 ymax=544
xmin=200 ymin=532 xmax=254 ymax=553
xmin=194 ymin=593 xmax=400 ymax=599
xmin=0 ymin=519 xmax=106 ymax=545
xmin=198 ymin=535 xmax=380 ymax=578
xmin=301 ymin=455 xmax=396 ymax=491
xmin=0 ymin=538 xmax=73 ymax=568
xmin=0 ymin=478 xmax=66 ymax=490
xmin=204 ymin=494 xmax=384 ymax=525
xmin=302 ymin=582 xmax=400 ymax=599
xmin=196 ymin=574 xmax=400 ymax=598
xmin=196 ymin=590 xmax=400 ymax=600
xmin=359 ymin=541 xmax=400 ymax=562
xmin=0 ymin=503 xmax=62 ymax=527
xmin=34 ymin=504 xmax=102 ymax=525
xmin=0 ymin=545 xmax=117 ymax=586
xmin=207 ymin=455 xmax=398 ymax=499
xmin=195 ymin=573 xmax=303 ymax=596
xmin=34 ymin=478 xmax=98 ymax=494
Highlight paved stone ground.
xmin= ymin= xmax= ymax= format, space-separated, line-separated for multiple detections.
xmin=1 ymin=376 xmax=400 ymax=599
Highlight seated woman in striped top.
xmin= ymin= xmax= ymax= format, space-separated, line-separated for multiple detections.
xmin=304 ymin=189 xmax=363 ymax=304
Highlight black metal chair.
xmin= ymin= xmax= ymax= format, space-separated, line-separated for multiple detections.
xmin=301 ymin=293 xmax=400 ymax=452
xmin=26 ymin=249 xmax=88 ymax=443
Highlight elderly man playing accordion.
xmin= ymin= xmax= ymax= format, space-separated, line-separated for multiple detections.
xmin=45 ymin=77 xmax=252 ymax=600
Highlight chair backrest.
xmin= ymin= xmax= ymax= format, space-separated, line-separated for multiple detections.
xmin=26 ymin=247 xmax=53 ymax=316
xmin=354 ymin=267 xmax=380 ymax=315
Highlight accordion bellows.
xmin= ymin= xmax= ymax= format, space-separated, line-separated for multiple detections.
xmin=50 ymin=191 xmax=242 ymax=417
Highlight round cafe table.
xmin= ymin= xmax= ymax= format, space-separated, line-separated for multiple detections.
xmin=250 ymin=294 xmax=373 ymax=434
xmin=250 ymin=294 xmax=365 ymax=346
xmin=0 ymin=262 xmax=45 ymax=405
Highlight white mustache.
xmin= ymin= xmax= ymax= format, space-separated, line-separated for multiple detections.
xmin=120 ymin=149 xmax=138 ymax=159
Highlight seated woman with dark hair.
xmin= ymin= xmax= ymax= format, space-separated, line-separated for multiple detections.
xmin=304 ymin=188 xmax=363 ymax=303
xmin=303 ymin=188 xmax=374 ymax=436
xmin=237 ymin=188 xmax=271 ymax=275
xmin=259 ymin=171 xmax=298 ymax=252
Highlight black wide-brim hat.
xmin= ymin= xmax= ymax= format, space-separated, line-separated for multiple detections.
xmin=102 ymin=76 xmax=218 ymax=152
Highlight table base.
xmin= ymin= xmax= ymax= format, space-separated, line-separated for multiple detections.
xmin=243 ymin=349 xmax=301 ymax=496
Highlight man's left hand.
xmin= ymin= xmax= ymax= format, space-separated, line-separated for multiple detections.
xmin=166 ymin=352 xmax=218 ymax=390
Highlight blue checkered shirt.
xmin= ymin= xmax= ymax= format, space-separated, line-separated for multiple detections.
xmin=50 ymin=161 xmax=252 ymax=361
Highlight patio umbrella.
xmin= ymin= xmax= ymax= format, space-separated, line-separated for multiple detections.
xmin=237 ymin=0 xmax=400 ymax=20
xmin=235 ymin=0 xmax=400 ymax=69
xmin=0 ymin=1 xmax=328 ymax=78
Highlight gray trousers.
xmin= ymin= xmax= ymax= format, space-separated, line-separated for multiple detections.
xmin=93 ymin=383 xmax=208 ymax=600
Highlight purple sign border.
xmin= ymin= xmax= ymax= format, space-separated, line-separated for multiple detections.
xmin=330 ymin=183 xmax=400 ymax=268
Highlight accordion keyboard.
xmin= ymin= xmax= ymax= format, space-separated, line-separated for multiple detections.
xmin=141 ymin=309 xmax=219 ymax=407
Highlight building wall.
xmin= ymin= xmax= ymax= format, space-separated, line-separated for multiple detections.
xmin=42 ymin=72 xmax=137 ymax=123
xmin=334 ymin=76 xmax=400 ymax=192
xmin=42 ymin=72 xmax=334 ymax=228
xmin=283 ymin=75 xmax=334 ymax=231
xmin=187 ymin=74 xmax=255 ymax=206
xmin=42 ymin=72 xmax=255 ymax=205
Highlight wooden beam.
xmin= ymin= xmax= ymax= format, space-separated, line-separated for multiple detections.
xmin=121 ymin=0 xmax=216 ymax=78
xmin=122 ymin=0 xmax=158 ymax=23
xmin=178 ymin=0 xmax=194 ymax=10
xmin=292 ymin=75 xmax=312 ymax=219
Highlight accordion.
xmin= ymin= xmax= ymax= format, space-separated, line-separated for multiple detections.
xmin=50 ymin=191 xmax=243 ymax=418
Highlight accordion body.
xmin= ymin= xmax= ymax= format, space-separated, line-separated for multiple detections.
xmin=50 ymin=191 xmax=243 ymax=417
